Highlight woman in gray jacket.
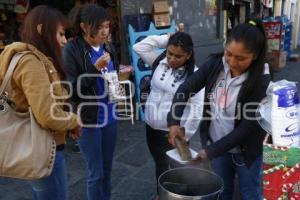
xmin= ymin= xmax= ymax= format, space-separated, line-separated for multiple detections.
xmin=168 ymin=19 xmax=271 ymax=200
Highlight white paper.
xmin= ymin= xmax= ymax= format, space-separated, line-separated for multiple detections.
xmin=166 ymin=148 xmax=198 ymax=164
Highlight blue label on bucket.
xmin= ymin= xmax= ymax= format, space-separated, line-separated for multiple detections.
xmin=274 ymin=86 xmax=299 ymax=107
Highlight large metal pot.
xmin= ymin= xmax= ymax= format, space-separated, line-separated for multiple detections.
xmin=158 ymin=167 xmax=223 ymax=200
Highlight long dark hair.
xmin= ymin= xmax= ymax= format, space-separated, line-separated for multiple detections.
xmin=167 ymin=32 xmax=195 ymax=78
xmin=226 ymin=18 xmax=267 ymax=98
xmin=20 ymin=5 xmax=68 ymax=79
xmin=73 ymin=3 xmax=109 ymax=37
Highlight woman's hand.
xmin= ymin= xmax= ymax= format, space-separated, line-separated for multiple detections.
xmin=95 ymin=52 xmax=111 ymax=71
xmin=69 ymin=125 xmax=81 ymax=140
xmin=191 ymin=149 xmax=208 ymax=164
xmin=168 ymin=125 xmax=185 ymax=147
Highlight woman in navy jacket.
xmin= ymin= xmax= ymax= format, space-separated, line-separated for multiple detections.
xmin=167 ymin=19 xmax=271 ymax=200
xmin=63 ymin=4 xmax=118 ymax=200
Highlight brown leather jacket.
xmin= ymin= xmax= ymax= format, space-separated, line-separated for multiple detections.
xmin=0 ymin=42 xmax=78 ymax=145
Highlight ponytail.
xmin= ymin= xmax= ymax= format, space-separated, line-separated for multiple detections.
xmin=226 ymin=18 xmax=268 ymax=98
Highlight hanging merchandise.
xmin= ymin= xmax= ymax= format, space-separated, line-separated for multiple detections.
xmin=261 ymin=0 xmax=273 ymax=8
xmin=14 ymin=0 xmax=29 ymax=14
xmin=14 ymin=0 xmax=29 ymax=23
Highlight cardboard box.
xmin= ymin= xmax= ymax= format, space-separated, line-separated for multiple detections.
xmin=266 ymin=50 xmax=287 ymax=71
xmin=153 ymin=1 xmax=169 ymax=13
xmin=153 ymin=14 xmax=170 ymax=28
xmin=152 ymin=1 xmax=171 ymax=28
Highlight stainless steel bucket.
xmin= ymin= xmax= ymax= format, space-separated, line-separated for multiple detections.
xmin=158 ymin=167 xmax=223 ymax=200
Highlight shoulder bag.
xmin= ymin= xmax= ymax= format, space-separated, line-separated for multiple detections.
xmin=0 ymin=52 xmax=56 ymax=180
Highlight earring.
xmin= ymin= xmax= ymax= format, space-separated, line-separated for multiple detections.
xmin=37 ymin=24 xmax=42 ymax=35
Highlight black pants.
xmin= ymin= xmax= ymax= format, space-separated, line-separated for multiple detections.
xmin=146 ymin=124 xmax=173 ymax=192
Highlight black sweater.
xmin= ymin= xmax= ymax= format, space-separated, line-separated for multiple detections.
xmin=63 ymin=37 xmax=119 ymax=125
xmin=167 ymin=54 xmax=271 ymax=167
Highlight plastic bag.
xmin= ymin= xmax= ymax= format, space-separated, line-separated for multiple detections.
xmin=256 ymin=80 xmax=300 ymax=147
xmin=102 ymin=70 xmax=123 ymax=103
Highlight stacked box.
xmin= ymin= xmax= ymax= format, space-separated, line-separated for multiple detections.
xmin=263 ymin=16 xmax=294 ymax=69
xmin=266 ymin=50 xmax=287 ymax=71
xmin=152 ymin=1 xmax=171 ymax=28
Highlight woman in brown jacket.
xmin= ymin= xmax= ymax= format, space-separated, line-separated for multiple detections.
xmin=0 ymin=5 xmax=80 ymax=200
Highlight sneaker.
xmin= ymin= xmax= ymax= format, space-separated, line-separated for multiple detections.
xmin=72 ymin=143 xmax=80 ymax=153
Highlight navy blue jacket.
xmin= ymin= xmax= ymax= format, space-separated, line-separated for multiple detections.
xmin=167 ymin=54 xmax=271 ymax=167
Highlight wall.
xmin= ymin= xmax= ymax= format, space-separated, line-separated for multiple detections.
xmin=171 ymin=0 xmax=224 ymax=63
xmin=291 ymin=0 xmax=298 ymax=48
xmin=120 ymin=0 xmax=152 ymax=15
xmin=297 ymin=0 xmax=300 ymax=47
xmin=119 ymin=0 xmax=224 ymax=65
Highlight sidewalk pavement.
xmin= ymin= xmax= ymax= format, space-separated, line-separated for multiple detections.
xmin=1 ymin=48 xmax=300 ymax=200
xmin=273 ymin=49 xmax=300 ymax=90
xmin=0 ymin=120 xmax=203 ymax=200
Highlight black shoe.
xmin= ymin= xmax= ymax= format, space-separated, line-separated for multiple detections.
xmin=72 ymin=143 xmax=80 ymax=153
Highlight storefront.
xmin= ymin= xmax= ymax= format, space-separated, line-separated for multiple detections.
xmin=297 ymin=0 xmax=300 ymax=47
xmin=119 ymin=0 xmax=225 ymax=65
xmin=0 ymin=0 xmax=23 ymax=51
xmin=0 ymin=0 xmax=120 ymax=54
xmin=223 ymin=0 xmax=252 ymax=35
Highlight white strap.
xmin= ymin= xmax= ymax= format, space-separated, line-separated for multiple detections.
xmin=0 ymin=51 xmax=30 ymax=96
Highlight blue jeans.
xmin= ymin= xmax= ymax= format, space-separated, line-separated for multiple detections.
xmin=29 ymin=151 xmax=67 ymax=200
xmin=79 ymin=122 xmax=118 ymax=200
xmin=211 ymin=153 xmax=262 ymax=200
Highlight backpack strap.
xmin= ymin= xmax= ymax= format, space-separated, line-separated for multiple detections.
xmin=0 ymin=51 xmax=31 ymax=97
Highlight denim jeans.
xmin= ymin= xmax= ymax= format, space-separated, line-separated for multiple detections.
xmin=211 ymin=153 xmax=262 ymax=200
xmin=29 ymin=151 xmax=67 ymax=200
xmin=78 ymin=122 xmax=118 ymax=200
